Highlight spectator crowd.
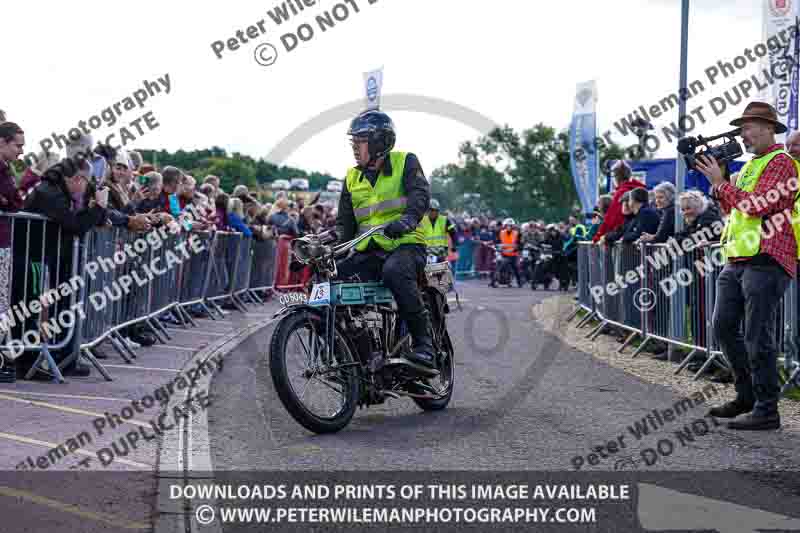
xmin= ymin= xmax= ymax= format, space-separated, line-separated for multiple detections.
xmin=0 ymin=117 xmax=339 ymax=379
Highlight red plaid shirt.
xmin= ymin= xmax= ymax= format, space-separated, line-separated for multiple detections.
xmin=713 ymin=144 xmax=797 ymax=278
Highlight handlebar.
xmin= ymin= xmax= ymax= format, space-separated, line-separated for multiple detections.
xmin=331 ymin=224 xmax=387 ymax=258
xmin=291 ymin=224 xmax=388 ymax=264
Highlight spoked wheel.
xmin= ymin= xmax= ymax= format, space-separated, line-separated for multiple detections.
xmin=269 ymin=310 xmax=360 ymax=434
xmin=412 ymin=329 xmax=455 ymax=411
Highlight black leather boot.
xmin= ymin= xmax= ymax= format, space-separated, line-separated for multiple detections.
xmin=400 ymin=310 xmax=439 ymax=377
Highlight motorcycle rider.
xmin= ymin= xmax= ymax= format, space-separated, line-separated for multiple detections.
xmin=490 ymin=218 xmax=523 ymax=287
xmin=533 ymin=224 xmax=566 ymax=289
xmin=420 ymin=198 xmax=456 ymax=260
xmin=562 ymin=214 xmax=587 ymax=286
xmin=519 ymin=222 xmax=539 ymax=284
xmin=333 ymin=109 xmax=439 ymax=377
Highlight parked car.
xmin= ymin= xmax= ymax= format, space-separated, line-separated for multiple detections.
xmin=290 ymin=178 xmax=309 ymax=191
xmin=271 ymin=179 xmax=290 ymax=191
xmin=326 ymin=180 xmax=343 ymax=193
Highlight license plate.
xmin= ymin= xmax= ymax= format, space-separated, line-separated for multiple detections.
xmin=279 ymin=292 xmax=308 ymax=307
xmin=522 ymin=250 xmax=530 ymax=258
xmin=308 ymin=282 xmax=330 ymax=306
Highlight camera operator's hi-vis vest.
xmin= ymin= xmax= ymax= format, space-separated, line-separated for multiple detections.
xmin=346 ymin=151 xmax=426 ymax=252
xmin=720 ymin=147 xmax=800 ymax=261
xmin=420 ymin=215 xmax=451 ymax=249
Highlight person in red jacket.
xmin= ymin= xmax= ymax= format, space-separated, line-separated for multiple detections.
xmin=592 ymin=160 xmax=646 ymax=243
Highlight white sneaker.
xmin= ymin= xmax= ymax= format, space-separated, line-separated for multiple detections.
xmin=123 ymin=337 xmax=141 ymax=350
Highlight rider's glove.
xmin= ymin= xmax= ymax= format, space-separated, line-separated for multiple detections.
xmin=384 ymin=220 xmax=412 ymax=239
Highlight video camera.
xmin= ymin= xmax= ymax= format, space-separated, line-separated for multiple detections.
xmin=677 ymin=128 xmax=742 ymax=170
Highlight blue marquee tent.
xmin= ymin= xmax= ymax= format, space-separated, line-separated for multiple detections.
xmin=604 ymin=158 xmax=746 ymax=195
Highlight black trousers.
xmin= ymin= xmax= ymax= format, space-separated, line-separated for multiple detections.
xmin=335 ymin=244 xmax=427 ymax=327
xmin=712 ymin=262 xmax=790 ymax=417
xmin=492 ymin=256 xmax=522 ymax=285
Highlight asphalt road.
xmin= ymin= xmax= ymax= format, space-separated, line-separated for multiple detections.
xmin=206 ymin=281 xmax=800 ymax=531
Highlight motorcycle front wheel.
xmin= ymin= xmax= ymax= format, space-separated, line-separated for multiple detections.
xmin=269 ymin=309 xmax=360 ymax=434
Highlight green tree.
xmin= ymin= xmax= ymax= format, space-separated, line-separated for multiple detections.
xmin=192 ymin=157 xmax=256 ymax=191
xmin=432 ymin=125 xmax=625 ymax=221
xmin=134 ymin=147 xmax=339 ymax=193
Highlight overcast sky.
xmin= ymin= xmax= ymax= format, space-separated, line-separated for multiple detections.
xmin=4 ymin=0 xmax=772 ymax=179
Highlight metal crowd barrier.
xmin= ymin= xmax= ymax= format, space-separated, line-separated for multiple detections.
xmin=669 ymin=246 xmax=727 ymax=375
xmin=584 ymin=242 xmax=642 ymax=346
xmin=573 ymin=240 xmax=800 ymax=394
xmin=0 ymin=212 xmax=351 ymax=383
xmin=567 ymin=242 xmax=594 ymax=324
xmin=0 ymin=212 xmax=81 ymax=383
xmin=203 ymin=231 xmax=247 ymax=314
xmin=454 ymin=239 xmax=477 ymax=279
xmin=782 ymin=276 xmax=800 ymax=395
xmin=70 ymin=227 xmax=194 ymax=379
xmin=232 ymin=235 xmax=256 ymax=306
xmin=475 ymin=240 xmax=495 ymax=277
xmin=248 ymin=238 xmax=276 ymax=302
xmin=178 ymin=231 xmax=215 ymax=321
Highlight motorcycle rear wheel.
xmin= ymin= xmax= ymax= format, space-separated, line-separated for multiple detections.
xmin=269 ymin=309 xmax=360 ymax=434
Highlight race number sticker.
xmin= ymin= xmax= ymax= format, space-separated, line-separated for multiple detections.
xmin=308 ymin=282 xmax=331 ymax=307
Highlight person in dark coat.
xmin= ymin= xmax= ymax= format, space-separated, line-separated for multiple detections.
xmin=12 ymin=158 xmax=108 ymax=376
xmin=622 ymin=188 xmax=660 ymax=243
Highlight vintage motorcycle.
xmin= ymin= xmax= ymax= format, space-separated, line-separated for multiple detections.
xmin=520 ymin=242 xmax=540 ymax=286
xmin=530 ymin=243 xmax=555 ymax=290
xmin=425 ymin=245 xmax=449 ymax=265
xmin=269 ymin=225 xmax=455 ymax=434
xmin=491 ymin=244 xmax=515 ymax=287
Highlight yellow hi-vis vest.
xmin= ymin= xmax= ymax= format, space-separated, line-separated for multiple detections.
xmin=570 ymin=224 xmax=587 ymax=238
xmin=720 ymin=147 xmax=800 ymax=260
xmin=420 ymin=214 xmax=450 ymax=249
xmin=345 ymin=151 xmax=426 ymax=252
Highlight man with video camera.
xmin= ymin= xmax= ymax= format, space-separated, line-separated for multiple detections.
xmin=696 ymin=102 xmax=796 ymax=431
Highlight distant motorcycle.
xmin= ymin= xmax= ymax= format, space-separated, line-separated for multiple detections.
xmin=520 ymin=243 xmax=540 ymax=286
xmin=532 ymin=244 xmax=570 ymax=291
xmin=531 ymin=243 xmax=556 ymax=290
xmin=491 ymin=244 xmax=516 ymax=288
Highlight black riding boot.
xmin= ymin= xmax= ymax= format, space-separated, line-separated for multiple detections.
xmin=402 ymin=308 xmax=439 ymax=377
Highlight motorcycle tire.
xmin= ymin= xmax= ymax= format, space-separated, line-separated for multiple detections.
xmin=269 ymin=309 xmax=360 ymax=434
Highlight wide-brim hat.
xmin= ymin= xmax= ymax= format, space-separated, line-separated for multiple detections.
xmin=730 ymin=101 xmax=787 ymax=133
